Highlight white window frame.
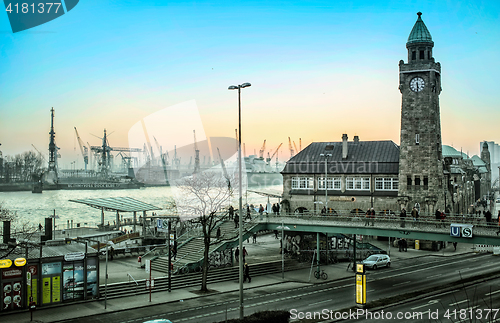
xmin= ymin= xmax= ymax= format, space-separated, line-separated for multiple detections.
xmin=292 ymin=177 xmax=313 ymax=190
xmin=374 ymin=177 xmax=399 ymax=191
xmin=318 ymin=177 xmax=340 ymax=190
xmin=346 ymin=177 xmax=370 ymax=191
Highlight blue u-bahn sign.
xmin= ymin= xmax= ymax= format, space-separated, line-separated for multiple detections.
xmin=450 ymin=223 xmax=473 ymax=238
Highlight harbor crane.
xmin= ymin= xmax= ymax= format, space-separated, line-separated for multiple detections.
xmin=267 ymin=143 xmax=282 ymax=165
xmin=288 ymin=137 xmax=295 ymax=158
xmin=31 ymin=144 xmax=47 ymax=163
xmin=74 ymin=127 xmax=89 ymax=171
xmin=153 ymin=136 xmax=169 ymax=185
xmin=259 ymin=140 xmax=266 ymax=159
xmin=293 ymin=141 xmax=299 ymax=155
xmin=217 ymin=147 xmax=231 ymax=193
xmin=193 ymin=130 xmax=200 ymax=174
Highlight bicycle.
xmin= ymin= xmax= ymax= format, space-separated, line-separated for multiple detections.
xmin=314 ymin=269 xmax=328 ymax=280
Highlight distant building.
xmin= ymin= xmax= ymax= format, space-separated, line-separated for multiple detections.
xmin=281 ymin=135 xmax=400 ymax=214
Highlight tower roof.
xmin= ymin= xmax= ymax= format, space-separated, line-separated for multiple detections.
xmin=407 ymin=12 xmax=433 ymax=45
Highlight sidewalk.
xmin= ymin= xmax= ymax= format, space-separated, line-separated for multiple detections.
xmin=4 ymin=233 xmax=474 ymax=323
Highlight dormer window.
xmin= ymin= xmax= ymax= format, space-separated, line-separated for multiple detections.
xmin=412 ymin=51 xmax=416 ymax=60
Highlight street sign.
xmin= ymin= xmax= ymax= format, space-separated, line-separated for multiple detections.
xmin=26 ymin=272 xmax=31 ymax=286
xmin=14 ymin=258 xmax=26 ymax=266
xmin=64 ymin=252 xmax=85 ymax=261
xmin=355 ymin=273 xmax=366 ymax=305
xmin=0 ymin=259 xmax=12 ymax=268
xmin=450 ymin=224 xmax=473 ymax=238
xmin=145 ymin=259 xmax=151 ymax=273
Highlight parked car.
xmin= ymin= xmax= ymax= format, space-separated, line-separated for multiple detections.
xmin=362 ymin=254 xmax=391 ymax=269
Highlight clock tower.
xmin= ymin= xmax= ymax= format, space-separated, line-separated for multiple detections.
xmin=398 ymin=12 xmax=446 ymax=214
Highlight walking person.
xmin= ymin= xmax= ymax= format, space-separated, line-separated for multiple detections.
xmin=276 ymin=203 xmax=280 ymax=215
xmin=252 ymin=232 xmax=257 ymax=243
xmin=234 ymin=214 xmax=239 ymax=229
xmin=435 ymin=209 xmax=441 ymax=227
xmin=453 ymin=241 xmax=458 ymax=251
xmin=258 ymin=204 xmax=264 ymax=216
xmin=246 ymin=205 xmax=252 ymax=220
xmin=484 ymin=210 xmax=492 ymax=226
xmin=400 ymin=208 xmax=406 ymax=228
xmin=412 ymin=206 xmax=419 ymax=222
xmin=403 ymin=238 xmax=407 ymax=252
xmin=243 ymin=263 xmax=251 ymax=283
xmin=364 ymin=209 xmax=370 ymax=226
xmin=398 ymin=239 xmax=403 ymax=252
xmin=242 ymin=246 xmax=248 ymax=262
xmin=228 ymin=205 xmax=234 ymax=220
xmin=370 ymin=208 xmax=375 ymax=226
xmin=272 ymin=203 xmax=277 ymax=215
xmin=235 ymin=247 xmax=240 ymax=262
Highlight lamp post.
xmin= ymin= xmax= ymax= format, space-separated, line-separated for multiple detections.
xmin=319 ymin=153 xmax=332 ymax=212
xmin=228 ymin=82 xmax=251 ymax=320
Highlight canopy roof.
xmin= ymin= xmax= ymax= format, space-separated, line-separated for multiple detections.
xmin=69 ymin=197 xmax=161 ymax=212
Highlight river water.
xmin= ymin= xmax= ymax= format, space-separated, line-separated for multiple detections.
xmin=0 ymin=185 xmax=282 ymax=229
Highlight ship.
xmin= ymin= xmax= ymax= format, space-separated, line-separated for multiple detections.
xmin=244 ymin=155 xmax=283 ymax=187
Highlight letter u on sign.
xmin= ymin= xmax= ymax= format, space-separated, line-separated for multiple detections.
xmin=450 ymin=226 xmax=460 ymax=237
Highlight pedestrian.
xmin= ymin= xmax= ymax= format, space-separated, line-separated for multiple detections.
xmin=229 ymin=205 xmax=234 ymax=220
xmin=242 ymin=246 xmax=248 ymax=262
xmin=364 ymin=209 xmax=370 ymax=226
xmin=484 ymin=210 xmax=492 ymax=225
xmin=274 ymin=230 xmax=279 ymax=239
xmin=370 ymin=208 xmax=375 ymax=226
xmin=109 ymin=246 xmax=114 ymax=260
xmin=258 ymin=204 xmax=264 ymax=216
xmin=235 ymin=247 xmax=240 ymax=262
xmin=453 ymin=241 xmax=457 ymax=251
xmin=400 ymin=208 xmax=406 ymax=228
xmin=38 ymin=223 xmax=42 ymax=231
xmin=398 ymin=239 xmax=403 ymax=252
xmin=412 ymin=206 xmax=419 ymax=222
xmin=322 ymin=206 xmax=327 ymax=215
xmin=243 ymin=263 xmax=251 ymax=283
xmin=234 ymin=214 xmax=239 ymax=228
xmin=246 ymin=206 xmax=251 ymax=220
xmin=435 ymin=209 xmax=441 ymax=227
xmin=276 ymin=203 xmax=280 ymax=215
xmin=253 ymin=232 xmax=257 ymax=243
xmin=403 ymin=239 xmax=407 ymax=252
xmin=272 ymin=203 xmax=277 ymax=215
xmin=216 ymin=227 xmax=221 ymax=240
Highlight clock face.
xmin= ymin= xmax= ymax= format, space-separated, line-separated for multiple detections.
xmin=410 ymin=77 xmax=425 ymax=92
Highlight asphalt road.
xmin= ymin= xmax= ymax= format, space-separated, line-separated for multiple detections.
xmin=58 ymin=253 xmax=500 ymax=323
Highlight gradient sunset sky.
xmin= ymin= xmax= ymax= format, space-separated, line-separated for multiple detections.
xmin=1 ymin=0 xmax=499 ymax=168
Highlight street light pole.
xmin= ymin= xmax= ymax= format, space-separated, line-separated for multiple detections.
xmin=319 ymin=154 xmax=332 ymax=212
xmin=228 ymin=82 xmax=251 ymax=320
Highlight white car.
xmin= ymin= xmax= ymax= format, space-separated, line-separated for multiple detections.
xmin=362 ymin=254 xmax=390 ymax=269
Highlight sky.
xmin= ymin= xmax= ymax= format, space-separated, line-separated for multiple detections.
xmin=1 ymin=0 xmax=499 ymax=169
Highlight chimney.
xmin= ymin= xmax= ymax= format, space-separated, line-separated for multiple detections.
xmin=342 ymin=134 xmax=348 ymax=159
xmin=353 ymin=135 xmax=359 ymax=143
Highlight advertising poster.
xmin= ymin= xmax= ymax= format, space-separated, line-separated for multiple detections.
xmin=63 ymin=262 xmax=84 ymax=301
xmin=42 ymin=278 xmax=51 ymax=304
xmin=86 ymin=258 xmax=98 ymax=299
xmin=2 ymin=282 xmax=12 ymax=310
xmin=52 ymin=276 xmax=60 ymax=303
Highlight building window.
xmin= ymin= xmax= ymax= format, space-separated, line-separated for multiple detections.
xmin=415 ymin=134 xmax=420 ymax=145
xmin=318 ymin=177 xmax=341 ymax=190
xmin=346 ymin=177 xmax=370 ymax=190
xmin=420 ymin=50 xmax=425 ymax=59
xmin=407 ymin=176 xmax=412 ymax=186
xmin=412 ymin=51 xmax=416 ymax=60
xmin=292 ymin=177 xmax=313 ymax=189
xmin=375 ymin=177 xmax=399 ymax=190
xmin=427 ymin=50 xmax=431 ymax=59
xmin=415 ymin=176 xmax=421 ymax=186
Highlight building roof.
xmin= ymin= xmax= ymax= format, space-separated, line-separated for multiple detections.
xmin=442 ymin=145 xmax=468 ymax=159
xmin=282 ymin=140 xmax=400 ymax=175
xmin=69 ymin=197 xmax=161 ymax=212
xmin=407 ymin=12 xmax=433 ymax=45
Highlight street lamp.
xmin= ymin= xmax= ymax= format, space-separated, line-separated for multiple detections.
xmin=228 ymin=82 xmax=251 ymax=320
xmin=319 ymin=153 xmax=332 ymax=212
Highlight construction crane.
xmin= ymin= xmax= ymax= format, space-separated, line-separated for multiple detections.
xmin=267 ymin=143 xmax=282 ymax=164
xmin=299 ymin=138 xmax=302 ymax=152
xmin=31 ymin=144 xmax=47 ymax=163
xmin=217 ymin=147 xmax=231 ymax=193
xmin=153 ymin=136 xmax=169 ymax=185
xmin=259 ymin=140 xmax=266 ymax=159
xmin=74 ymin=127 xmax=89 ymax=171
xmin=293 ymin=141 xmax=299 ymax=155
xmin=288 ymin=137 xmax=295 ymax=158
xmin=193 ymin=130 xmax=200 ymax=174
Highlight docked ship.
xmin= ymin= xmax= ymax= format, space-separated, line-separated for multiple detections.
xmin=244 ymin=155 xmax=283 ymax=187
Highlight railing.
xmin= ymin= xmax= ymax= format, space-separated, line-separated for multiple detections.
xmin=261 ymin=212 xmax=500 ymax=237
xmin=127 ymin=273 xmax=139 ymax=285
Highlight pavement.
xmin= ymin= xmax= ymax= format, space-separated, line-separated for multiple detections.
xmin=4 ymin=233 xmax=475 ymax=323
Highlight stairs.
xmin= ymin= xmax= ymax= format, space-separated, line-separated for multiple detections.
xmin=100 ymin=259 xmax=308 ymax=300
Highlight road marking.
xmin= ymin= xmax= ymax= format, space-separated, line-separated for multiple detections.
xmin=449 ymin=299 xmax=470 ymax=306
xmin=308 ymin=299 xmax=333 ymax=306
xmin=411 ymin=300 xmax=440 ymax=310
xmin=485 ymin=290 xmax=500 ymax=296
xmin=427 ymin=273 xmax=442 ymax=278
xmin=393 ymin=281 xmax=411 ymax=286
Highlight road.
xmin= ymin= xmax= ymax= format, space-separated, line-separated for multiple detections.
xmin=58 ymin=253 xmax=500 ymax=323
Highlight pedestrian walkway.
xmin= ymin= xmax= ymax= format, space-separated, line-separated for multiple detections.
xmin=4 ymin=233 xmax=475 ymax=323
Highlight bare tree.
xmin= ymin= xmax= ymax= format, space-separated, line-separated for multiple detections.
xmin=1 ymin=204 xmax=38 ymax=258
xmin=175 ymin=170 xmax=235 ymax=292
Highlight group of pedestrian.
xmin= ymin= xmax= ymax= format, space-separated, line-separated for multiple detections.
xmin=272 ymin=203 xmax=280 ymax=215
xmin=364 ymin=208 xmax=375 ymax=226
xmin=435 ymin=209 xmax=446 ymax=227
xmin=234 ymin=246 xmax=248 ymax=262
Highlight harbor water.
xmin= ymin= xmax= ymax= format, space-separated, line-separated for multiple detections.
xmin=0 ymin=185 xmax=283 ymax=229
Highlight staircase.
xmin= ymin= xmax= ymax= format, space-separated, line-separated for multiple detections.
xmin=100 ymin=259 xmax=308 ymax=300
